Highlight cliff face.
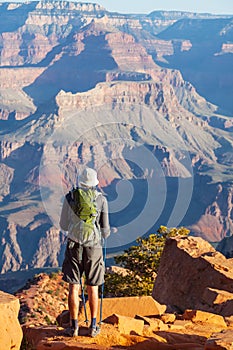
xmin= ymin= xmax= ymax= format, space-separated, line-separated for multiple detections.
xmin=156 ymin=18 xmax=233 ymax=114
xmin=0 ymin=1 xmax=232 ymax=273
xmin=15 ymin=237 xmax=233 ymax=350
xmin=153 ymin=235 xmax=233 ymax=315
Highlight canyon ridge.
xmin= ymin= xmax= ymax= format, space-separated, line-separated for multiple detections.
xmin=0 ymin=1 xmax=232 ymax=275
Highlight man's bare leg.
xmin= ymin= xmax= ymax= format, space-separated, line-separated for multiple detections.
xmin=87 ymin=285 xmax=98 ymax=319
xmin=87 ymin=285 xmax=100 ymax=336
xmin=68 ymin=283 xmax=80 ymax=335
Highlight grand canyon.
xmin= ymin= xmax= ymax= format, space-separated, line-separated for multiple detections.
xmin=0 ymin=1 xmax=232 ymax=275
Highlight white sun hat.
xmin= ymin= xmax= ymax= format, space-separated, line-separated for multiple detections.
xmin=78 ymin=167 xmax=99 ymax=187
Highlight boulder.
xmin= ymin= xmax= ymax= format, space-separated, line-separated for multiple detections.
xmin=152 ymin=236 xmax=233 ymax=314
xmin=100 ymin=296 xmax=166 ymax=319
xmin=225 ymin=315 xmax=233 ymax=328
xmin=74 ymin=296 xmax=166 ymax=325
xmin=169 ymin=319 xmax=193 ymax=330
xmin=104 ymin=314 xmax=144 ymax=335
xmin=56 ymin=309 xmax=70 ymax=328
xmin=0 ymin=290 xmax=23 ymax=350
xmin=57 ymin=296 xmax=166 ymax=330
xmin=160 ymin=313 xmax=176 ymax=324
xmin=200 ymin=288 xmax=233 ymax=316
xmin=205 ymin=330 xmax=233 ymax=350
xmin=135 ymin=315 xmax=169 ymax=332
xmin=183 ymin=310 xmax=227 ymax=329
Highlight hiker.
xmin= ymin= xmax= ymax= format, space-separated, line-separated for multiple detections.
xmin=60 ymin=167 xmax=110 ymax=337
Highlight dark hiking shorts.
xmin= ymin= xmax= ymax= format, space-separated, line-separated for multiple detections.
xmin=62 ymin=240 xmax=105 ymax=286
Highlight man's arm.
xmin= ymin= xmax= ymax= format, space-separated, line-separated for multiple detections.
xmin=99 ymin=196 xmax=110 ymax=239
xmin=59 ymin=194 xmax=70 ymax=231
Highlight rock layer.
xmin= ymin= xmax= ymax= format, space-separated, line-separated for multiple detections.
xmin=0 ymin=291 xmax=23 ymax=350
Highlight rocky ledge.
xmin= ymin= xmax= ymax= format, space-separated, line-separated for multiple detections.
xmin=8 ymin=235 xmax=233 ymax=349
xmin=21 ymin=303 xmax=233 ymax=349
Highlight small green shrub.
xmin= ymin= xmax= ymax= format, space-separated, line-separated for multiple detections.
xmin=44 ymin=315 xmax=53 ymax=325
xmin=104 ymin=226 xmax=189 ymax=297
xmin=46 ymin=290 xmax=53 ymax=295
xmin=49 ymin=271 xmax=59 ymax=280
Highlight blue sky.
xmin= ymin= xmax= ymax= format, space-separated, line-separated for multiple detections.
xmin=0 ymin=0 xmax=232 ymax=14
xmin=83 ymin=0 xmax=233 ymax=15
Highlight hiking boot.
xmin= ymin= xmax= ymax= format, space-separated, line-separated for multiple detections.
xmin=89 ymin=326 xmax=100 ymax=338
xmin=64 ymin=326 xmax=79 ymax=337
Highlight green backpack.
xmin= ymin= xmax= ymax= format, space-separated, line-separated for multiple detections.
xmin=67 ymin=187 xmax=99 ymax=245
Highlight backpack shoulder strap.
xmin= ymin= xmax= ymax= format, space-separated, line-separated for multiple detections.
xmin=65 ymin=188 xmax=79 ymax=213
xmin=65 ymin=189 xmax=73 ymax=204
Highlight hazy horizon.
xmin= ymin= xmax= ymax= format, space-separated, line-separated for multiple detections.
xmin=0 ymin=0 xmax=232 ymax=15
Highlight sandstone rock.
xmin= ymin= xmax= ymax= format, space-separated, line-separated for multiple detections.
xmin=201 ymin=288 xmax=233 ymax=317
xmin=22 ymin=323 xmax=140 ymax=349
xmin=58 ymin=296 xmax=166 ymax=329
xmin=133 ymin=342 xmax=202 ymax=349
xmin=23 ymin=322 xmax=207 ymax=350
xmin=152 ymin=236 xmax=233 ymax=314
xmin=0 ymin=291 xmax=23 ymax=350
xmin=183 ymin=310 xmax=227 ymax=329
xmin=205 ymin=330 xmax=233 ymax=350
xmin=161 ymin=313 xmax=176 ymax=324
xmin=100 ymin=296 xmax=166 ymax=319
xmin=169 ymin=319 xmax=193 ymax=330
xmin=56 ymin=309 xmax=70 ymax=328
xmin=225 ymin=316 xmax=233 ymax=328
xmin=135 ymin=315 xmax=169 ymax=331
xmin=203 ymin=288 xmax=233 ymax=305
xmin=104 ymin=314 xmax=144 ymax=335
xmin=129 ymin=334 xmax=205 ymax=350
xmin=19 ymin=271 xmax=233 ymax=350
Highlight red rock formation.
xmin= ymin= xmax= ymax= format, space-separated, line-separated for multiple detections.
xmin=190 ymin=184 xmax=233 ymax=241
xmin=106 ymin=32 xmax=158 ymax=71
xmin=205 ymin=330 xmax=233 ymax=350
xmin=0 ymin=68 xmax=41 ymax=120
xmin=104 ymin=314 xmax=144 ymax=335
xmin=152 ymin=235 xmax=233 ymax=315
xmin=0 ymin=291 xmax=22 ymax=350
xmin=142 ymin=38 xmax=192 ymax=63
xmin=183 ymin=309 xmax=227 ymax=328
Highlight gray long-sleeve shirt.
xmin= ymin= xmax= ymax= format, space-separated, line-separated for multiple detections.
xmin=60 ymin=189 xmax=110 ymax=243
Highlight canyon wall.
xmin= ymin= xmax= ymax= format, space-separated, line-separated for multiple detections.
xmin=0 ymin=1 xmax=232 ymax=273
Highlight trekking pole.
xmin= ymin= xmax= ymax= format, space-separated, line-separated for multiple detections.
xmin=99 ymin=239 xmax=107 ymax=326
xmin=80 ymin=277 xmax=89 ymax=325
